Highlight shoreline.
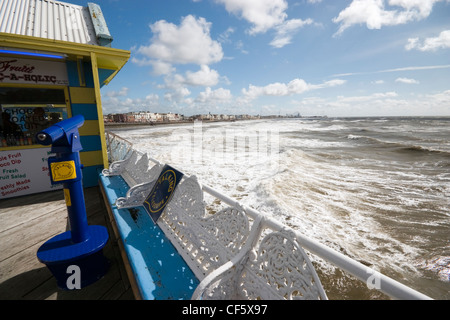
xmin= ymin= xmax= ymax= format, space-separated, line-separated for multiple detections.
xmin=103 ymin=116 xmax=324 ymax=129
xmin=103 ymin=118 xmax=260 ymax=130
xmin=104 ymin=120 xmax=196 ymax=129
xmin=104 ymin=115 xmax=450 ymax=130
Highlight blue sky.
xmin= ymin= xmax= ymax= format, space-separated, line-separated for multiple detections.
xmin=76 ymin=0 xmax=449 ymax=117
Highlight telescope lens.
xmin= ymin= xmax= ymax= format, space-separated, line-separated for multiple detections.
xmin=37 ymin=133 xmax=48 ymax=142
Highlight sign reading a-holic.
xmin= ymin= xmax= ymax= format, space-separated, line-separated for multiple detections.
xmin=0 ymin=58 xmax=68 ymax=86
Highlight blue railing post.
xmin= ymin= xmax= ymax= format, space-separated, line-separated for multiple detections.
xmin=35 ymin=115 xmax=109 ymax=289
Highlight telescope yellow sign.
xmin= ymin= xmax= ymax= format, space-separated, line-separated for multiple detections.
xmin=51 ymin=161 xmax=77 ymax=182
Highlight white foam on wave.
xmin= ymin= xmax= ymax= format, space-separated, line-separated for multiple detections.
xmin=118 ymin=122 xmax=419 ymax=265
xmin=347 ymin=134 xmax=363 ymax=140
xmin=113 ymin=118 xmax=450 ymax=295
xmin=248 ymin=147 xmax=425 ymax=274
xmin=419 ymin=257 xmax=450 ymax=282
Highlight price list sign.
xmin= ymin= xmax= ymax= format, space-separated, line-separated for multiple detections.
xmin=0 ymin=148 xmax=61 ymax=199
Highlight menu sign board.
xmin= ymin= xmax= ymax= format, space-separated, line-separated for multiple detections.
xmin=0 ymin=148 xmax=62 ymax=199
xmin=0 ymin=57 xmax=68 ymax=86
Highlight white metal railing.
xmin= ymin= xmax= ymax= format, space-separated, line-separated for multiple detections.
xmin=105 ymin=131 xmax=134 ymax=163
xmin=104 ymin=131 xmax=432 ymax=300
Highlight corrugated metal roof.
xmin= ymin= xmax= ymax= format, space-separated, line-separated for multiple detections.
xmin=0 ymin=0 xmax=110 ymax=46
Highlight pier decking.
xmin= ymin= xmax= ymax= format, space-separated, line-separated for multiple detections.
xmin=0 ymin=187 xmax=134 ymax=300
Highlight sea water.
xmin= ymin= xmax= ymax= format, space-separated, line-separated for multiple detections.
xmin=110 ymin=117 xmax=450 ymax=299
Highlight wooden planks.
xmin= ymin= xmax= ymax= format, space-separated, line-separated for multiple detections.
xmin=0 ymin=187 xmax=134 ymax=300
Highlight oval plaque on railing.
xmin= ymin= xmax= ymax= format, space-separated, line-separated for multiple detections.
xmin=143 ymin=164 xmax=184 ymax=223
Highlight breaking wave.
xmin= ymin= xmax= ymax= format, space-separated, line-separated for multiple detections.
xmin=111 ymin=116 xmax=450 ymax=299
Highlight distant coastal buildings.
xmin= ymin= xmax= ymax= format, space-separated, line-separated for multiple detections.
xmin=103 ymin=111 xmax=281 ymax=124
xmin=103 ymin=111 xmax=310 ymax=125
xmin=104 ymin=111 xmax=186 ymax=124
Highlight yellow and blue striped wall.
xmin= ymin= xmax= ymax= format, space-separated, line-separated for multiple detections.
xmin=66 ymin=60 xmax=115 ymax=188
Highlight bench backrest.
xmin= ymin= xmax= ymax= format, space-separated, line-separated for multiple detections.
xmin=102 ymin=150 xmax=138 ymax=178
xmin=159 ymin=176 xmax=327 ymax=300
xmin=103 ymin=151 xmax=157 ymax=187
xmin=121 ymin=152 xmax=151 ymax=186
xmin=159 ymin=176 xmax=252 ymax=281
xmin=236 ymin=227 xmax=327 ymax=299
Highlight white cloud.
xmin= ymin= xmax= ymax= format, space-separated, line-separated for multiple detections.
xmin=135 ymin=15 xmax=223 ymax=66
xmin=395 ymin=77 xmax=420 ymax=84
xmin=427 ymin=89 xmax=450 ymax=107
xmin=242 ymin=78 xmax=346 ymax=100
xmin=292 ymin=89 xmax=450 ymax=116
xmin=132 ymin=15 xmax=227 ymax=104
xmin=185 ymin=65 xmax=220 ymax=87
xmin=380 ymin=64 xmax=450 ymax=73
xmin=270 ymin=18 xmax=314 ymax=48
xmin=332 ymin=64 xmax=450 ymax=77
xmin=406 ymin=30 xmax=450 ymax=51
xmin=104 ymin=87 xmax=129 ymax=98
xmin=196 ymin=87 xmax=233 ymax=103
xmin=215 ymin=0 xmax=288 ymax=34
xmin=310 ymin=79 xmax=347 ymax=90
xmin=336 ymin=91 xmax=399 ymax=103
xmin=150 ymin=60 xmax=176 ymax=76
xmin=333 ymin=0 xmax=444 ymax=36
xmin=102 ymin=93 xmax=160 ymax=114
xmin=215 ymin=0 xmax=317 ymax=48
xmin=235 ymin=40 xmax=249 ymax=54
xmin=130 ymin=57 xmax=153 ymax=67
xmin=164 ymin=86 xmax=192 ymax=103
xmin=161 ymin=65 xmax=221 ymax=90
xmin=218 ymin=27 xmax=235 ymax=43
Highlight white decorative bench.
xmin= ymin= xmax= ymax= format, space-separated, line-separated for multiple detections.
xmin=103 ymin=151 xmax=164 ymax=209
xmin=99 ymin=150 xmax=327 ymax=300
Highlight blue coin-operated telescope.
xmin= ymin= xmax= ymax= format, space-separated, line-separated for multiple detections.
xmin=35 ymin=115 xmax=109 ymax=290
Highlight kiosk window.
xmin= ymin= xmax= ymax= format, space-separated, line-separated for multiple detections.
xmin=0 ymin=88 xmax=68 ymax=147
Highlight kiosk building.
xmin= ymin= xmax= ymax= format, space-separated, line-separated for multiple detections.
xmin=0 ymin=0 xmax=130 ymax=198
